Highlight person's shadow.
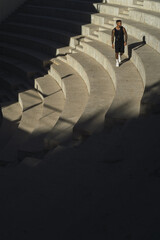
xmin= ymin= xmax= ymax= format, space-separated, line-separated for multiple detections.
xmin=120 ymin=36 xmax=146 ymax=65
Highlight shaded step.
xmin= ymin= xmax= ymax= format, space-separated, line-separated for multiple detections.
xmin=10 ymin=13 xmax=84 ymax=34
xmin=0 ymin=55 xmax=44 ymax=81
xmin=0 ymin=42 xmax=51 ymax=69
xmin=65 ymin=50 xmax=115 ymax=138
xmin=20 ymin=5 xmax=92 ymax=22
xmin=43 ymin=58 xmax=89 ymax=149
xmin=0 ymin=101 xmax=22 ymax=148
xmin=0 ymin=89 xmax=43 ymax=163
xmin=0 ymin=30 xmax=67 ymax=55
xmin=0 ymin=68 xmax=31 ymax=94
xmin=19 ymin=74 xmax=65 ymax=156
xmin=0 ymin=88 xmax=17 ymax=103
xmin=25 ymin=0 xmax=99 ymax=13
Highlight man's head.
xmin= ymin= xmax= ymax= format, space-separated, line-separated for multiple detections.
xmin=116 ymin=20 xmax=122 ymax=27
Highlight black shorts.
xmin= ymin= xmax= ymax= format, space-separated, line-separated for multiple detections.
xmin=115 ymin=41 xmax=124 ymax=53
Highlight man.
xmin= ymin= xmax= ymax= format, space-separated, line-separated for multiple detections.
xmin=111 ymin=20 xmax=128 ymax=67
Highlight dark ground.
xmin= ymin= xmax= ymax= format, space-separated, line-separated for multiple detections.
xmin=0 ymin=113 xmax=160 ymax=240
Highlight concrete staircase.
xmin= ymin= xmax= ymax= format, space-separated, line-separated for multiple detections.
xmin=0 ymin=0 xmax=160 ymax=163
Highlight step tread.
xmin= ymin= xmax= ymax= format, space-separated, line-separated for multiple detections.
xmin=0 ymin=55 xmax=44 ymax=73
xmin=45 ymin=58 xmax=89 ymax=147
xmin=79 ymin=39 xmax=144 ymax=119
xmin=84 ymin=23 xmax=160 ymax=86
xmin=22 ymin=5 xmax=92 ymax=15
xmin=0 ymin=68 xmax=30 ymax=88
xmin=0 ymin=102 xmax=22 ymax=149
xmin=19 ymin=76 xmax=65 ymax=153
xmin=0 ymin=42 xmax=50 ymax=61
xmin=93 ymin=13 xmax=160 ymax=39
xmin=0 ymin=29 xmax=66 ymax=49
xmin=67 ymin=51 xmax=115 ymax=135
xmin=16 ymin=12 xmax=86 ymax=25
xmin=19 ymin=89 xmax=42 ymax=111
xmin=0 ymin=89 xmax=43 ymax=162
xmin=35 ymin=74 xmax=61 ymax=96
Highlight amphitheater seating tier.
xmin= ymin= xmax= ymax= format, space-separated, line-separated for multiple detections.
xmin=0 ymin=0 xmax=159 ymax=162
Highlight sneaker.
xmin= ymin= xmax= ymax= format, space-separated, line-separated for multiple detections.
xmin=116 ymin=60 xmax=119 ymax=67
xmin=118 ymin=54 xmax=121 ymax=63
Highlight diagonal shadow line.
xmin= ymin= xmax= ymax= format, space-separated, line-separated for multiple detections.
xmin=120 ymin=36 xmax=146 ymax=65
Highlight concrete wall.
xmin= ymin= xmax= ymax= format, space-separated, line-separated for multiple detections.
xmin=0 ymin=0 xmax=26 ymax=23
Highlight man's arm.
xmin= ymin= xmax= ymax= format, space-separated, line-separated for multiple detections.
xmin=111 ymin=29 xmax=115 ymax=48
xmin=123 ymin=27 xmax=128 ymax=44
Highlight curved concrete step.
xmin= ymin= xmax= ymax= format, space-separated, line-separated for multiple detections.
xmin=0 ymin=68 xmax=31 ymax=93
xmin=1 ymin=22 xmax=75 ymax=46
xmin=103 ymin=0 xmax=160 ymax=13
xmin=0 ymin=55 xmax=45 ymax=80
xmin=0 ymin=31 xmax=67 ymax=55
xmin=0 ymin=102 xmax=22 ymax=149
xmin=83 ymin=24 xmax=160 ymax=90
xmin=66 ymin=51 xmax=115 ymax=137
xmin=127 ymin=8 xmax=160 ymax=29
xmin=83 ymin=25 xmax=160 ymax=109
xmin=0 ymin=89 xmax=43 ymax=163
xmin=25 ymin=0 xmax=99 ymax=13
xmin=19 ymin=74 xmax=65 ymax=155
xmin=91 ymin=13 xmax=160 ymax=53
xmin=44 ymin=58 xmax=89 ymax=149
xmin=12 ymin=13 xmax=84 ymax=34
xmin=74 ymin=39 xmax=144 ymax=123
xmin=0 ymin=42 xmax=51 ymax=69
xmin=0 ymin=90 xmax=15 ymax=103
xmin=20 ymin=5 xmax=92 ymax=22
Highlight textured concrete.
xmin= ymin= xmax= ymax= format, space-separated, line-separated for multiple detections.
xmin=0 ymin=90 xmax=43 ymax=162
xmin=67 ymin=51 xmax=115 ymax=137
xmin=91 ymin=13 xmax=160 ymax=53
xmin=0 ymin=102 xmax=22 ymax=148
xmin=0 ymin=0 xmax=160 ymax=239
xmin=19 ymin=75 xmax=65 ymax=153
xmin=44 ymin=58 xmax=88 ymax=149
xmin=75 ymin=39 xmax=144 ymax=120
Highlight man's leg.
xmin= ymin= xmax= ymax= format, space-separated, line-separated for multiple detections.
xmin=115 ymin=52 xmax=118 ymax=59
xmin=118 ymin=52 xmax=123 ymax=63
xmin=115 ymin=42 xmax=120 ymax=67
xmin=115 ymin=52 xmax=119 ymax=67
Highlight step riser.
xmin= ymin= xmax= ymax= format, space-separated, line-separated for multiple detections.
xmin=91 ymin=15 xmax=160 ymax=54
xmin=10 ymin=15 xmax=82 ymax=34
xmin=0 ymin=59 xmax=42 ymax=81
xmin=0 ymin=46 xmax=49 ymax=69
xmin=20 ymin=6 xmax=91 ymax=22
xmin=2 ymin=23 xmax=72 ymax=45
xmin=129 ymin=10 xmax=160 ymax=29
xmin=124 ymin=23 xmax=160 ymax=54
xmin=48 ymin=68 xmax=66 ymax=98
xmin=66 ymin=52 xmax=115 ymax=137
xmin=0 ymin=33 xmax=58 ymax=55
xmin=67 ymin=54 xmax=90 ymax=93
xmin=96 ymin=4 xmax=120 ymax=16
xmin=79 ymin=41 xmax=117 ymax=88
xmin=82 ymin=27 xmax=147 ymax=87
xmin=94 ymin=5 xmax=160 ymax=29
xmin=25 ymin=1 xmax=98 ymax=13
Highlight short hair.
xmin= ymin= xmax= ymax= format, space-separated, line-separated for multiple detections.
xmin=116 ymin=20 xmax=122 ymax=23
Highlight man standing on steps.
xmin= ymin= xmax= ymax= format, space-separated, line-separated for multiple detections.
xmin=111 ymin=20 xmax=128 ymax=67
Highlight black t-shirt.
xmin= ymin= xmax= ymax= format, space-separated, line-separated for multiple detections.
xmin=114 ymin=26 xmax=124 ymax=43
